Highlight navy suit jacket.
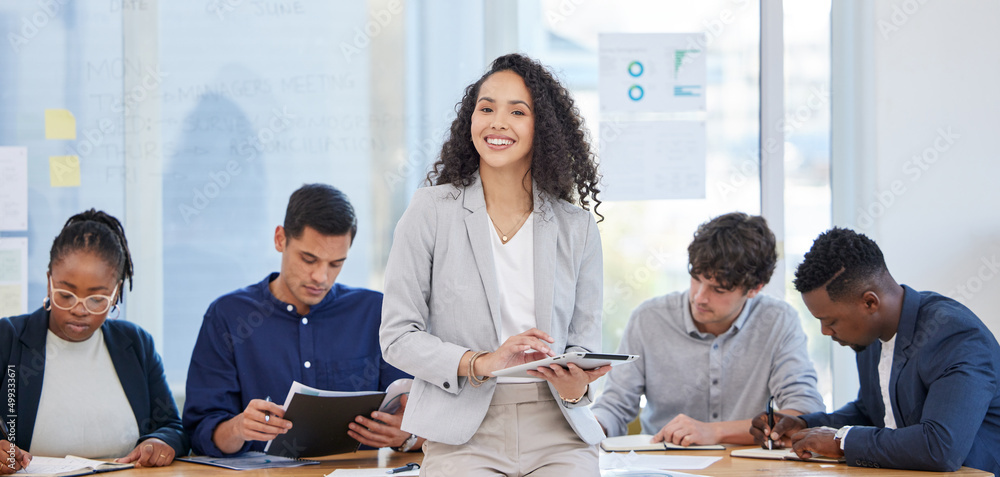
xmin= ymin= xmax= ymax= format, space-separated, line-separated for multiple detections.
xmin=801 ymin=285 xmax=1000 ymax=473
xmin=0 ymin=307 xmax=189 ymax=457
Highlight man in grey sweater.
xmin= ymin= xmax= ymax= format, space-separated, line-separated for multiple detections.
xmin=592 ymin=212 xmax=825 ymax=446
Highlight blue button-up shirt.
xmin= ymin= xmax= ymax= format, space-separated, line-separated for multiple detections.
xmin=183 ymin=273 xmax=410 ymax=456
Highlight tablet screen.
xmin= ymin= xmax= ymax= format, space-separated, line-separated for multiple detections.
xmin=492 ymin=352 xmax=638 ymax=378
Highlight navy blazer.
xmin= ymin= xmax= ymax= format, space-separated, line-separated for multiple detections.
xmin=1 ymin=307 xmax=189 ymax=457
xmin=801 ymin=285 xmax=1000 ymax=473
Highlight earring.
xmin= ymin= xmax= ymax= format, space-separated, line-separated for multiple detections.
xmin=43 ymin=296 xmax=51 ymax=311
xmin=108 ymin=304 xmax=121 ymax=319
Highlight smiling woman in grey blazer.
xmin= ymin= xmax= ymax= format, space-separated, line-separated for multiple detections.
xmin=380 ymin=54 xmax=608 ymax=477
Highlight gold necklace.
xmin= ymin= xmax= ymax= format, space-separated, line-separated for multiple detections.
xmin=490 ymin=207 xmax=531 ymax=244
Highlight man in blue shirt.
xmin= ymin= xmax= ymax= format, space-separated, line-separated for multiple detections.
xmin=183 ymin=184 xmax=422 ymax=456
xmin=753 ymin=227 xmax=1000 ymax=474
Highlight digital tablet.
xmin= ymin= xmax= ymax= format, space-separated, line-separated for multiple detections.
xmin=491 ymin=352 xmax=638 ymax=379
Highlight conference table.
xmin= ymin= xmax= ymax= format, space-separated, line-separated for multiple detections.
xmin=110 ymin=446 xmax=993 ymax=476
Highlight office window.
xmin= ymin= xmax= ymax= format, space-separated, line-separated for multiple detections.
xmin=156 ymin=3 xmax=487 ymax=387
xmin=519 ymin=1 xmax=834 ymax=407
xmin=0 ymin=4 xmax=126 ymax=319
xmin=0 ymin=2 xmax=487 ymax=390
xmin=2 ymin=1 xmax=833 ymax=403
xmin=784 ymin=0 xmax=833 ymax=408
xmin=519 ymin=0 xmax=763 ymax=353
xmin=156 ymin=3 xmax=377 ymax=385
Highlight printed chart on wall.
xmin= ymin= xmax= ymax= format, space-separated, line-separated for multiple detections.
xmin=0 ymin=146 xmax=30 ymax=319
xmin=599 ymin=121 xmax=706 ymax=201
xmin=599 ymin=33 xmax=707 ymax=114
xmin=0 ymin=238 xmax=29 ymax=319
xmin=598 ymin=33 xmax=707 ymax=201
xmin=0 ymin=147 xmax=29 ymax=231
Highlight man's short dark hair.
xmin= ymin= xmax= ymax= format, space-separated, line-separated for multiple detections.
xmin=688 ymin=212 xmax=776 ymax=291
xmin=793 ymin=227 xmax=888 ymax=301
xmin=283 ymin=184 xmax=357 ymax=242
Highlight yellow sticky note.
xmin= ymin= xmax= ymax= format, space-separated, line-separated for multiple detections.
xmin=49 ymin=155 xmax=81 ymax=187
xmin=45 ymin=108 xmax=76 ymax=139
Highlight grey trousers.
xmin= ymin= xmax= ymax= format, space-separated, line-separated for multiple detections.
xmin=420 ymin=382 xmax=599 ymax=477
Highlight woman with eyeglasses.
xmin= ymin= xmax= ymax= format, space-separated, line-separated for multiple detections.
xmin=0 ymin=209 xmax=188 ymax=473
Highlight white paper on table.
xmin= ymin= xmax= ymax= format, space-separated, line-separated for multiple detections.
xmin=601 ymin=470 xmax=710 ymax=477
xmin=0 ymin=146 xmax=28 ymax=231
xmin=600 ymin=451 xmax=721 ymax=471
xmin=325 ymin=468 xmax=419 ymax=476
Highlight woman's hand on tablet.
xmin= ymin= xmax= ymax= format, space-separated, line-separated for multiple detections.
xmin=477 ymin=328 xmax=556 ymax=377
xmin=528 ymin=362 xmax=610 ymax=402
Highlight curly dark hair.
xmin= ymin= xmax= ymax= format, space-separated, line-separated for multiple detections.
xmin=793 ymin=227 xmax=888 ymax=301
xmin=49 ymin=209 xmax=134 ymax=305
xmin=688 ymin=212 xmax=776 ymax=291
xmin=426 ymin=53 xmax=602 ymax=220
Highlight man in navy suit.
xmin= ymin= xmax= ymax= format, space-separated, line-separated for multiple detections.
xmin=752 ymin=227 xmax=1000 ymax=474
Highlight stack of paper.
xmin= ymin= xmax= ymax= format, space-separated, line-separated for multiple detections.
xmin=600 ymin=450 xmax=721 ymax=471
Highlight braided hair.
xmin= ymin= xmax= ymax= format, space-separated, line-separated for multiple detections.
xmin=49 ymin=209 xmax=134 ymax=304
xmin=427 ymin=53 xmax=603 ymax=221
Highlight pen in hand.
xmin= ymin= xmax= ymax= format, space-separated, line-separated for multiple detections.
xmin=766 ymin=395 xmax=775 ymax=450
xmin=264 ymin=396 xmax=271 ymax=423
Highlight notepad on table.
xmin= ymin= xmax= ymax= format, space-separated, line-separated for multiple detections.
xmin=730 ymin=447 xmax=844 ymax=463
xmin=17 ymin=455 xmax=132 ymax=477
xmin=601 ymin=434 xmax=725 ymax=452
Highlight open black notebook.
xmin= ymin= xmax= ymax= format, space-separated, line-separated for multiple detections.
xmin=262 ymin=379 xmax=411 ymax=458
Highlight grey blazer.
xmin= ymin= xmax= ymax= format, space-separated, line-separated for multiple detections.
xmin=380 ymin=173 xmax=605 ymax=445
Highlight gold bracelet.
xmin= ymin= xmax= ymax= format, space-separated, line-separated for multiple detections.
xmin=466 ymin=351 xmax=478 ymax=386
xmin=559 ymin=385 xmax=588 ymax=404
xmin=470 ymin=351 xmax=489 ymax=386
xmin=467 ymin=351 xmax=489 ymax=387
